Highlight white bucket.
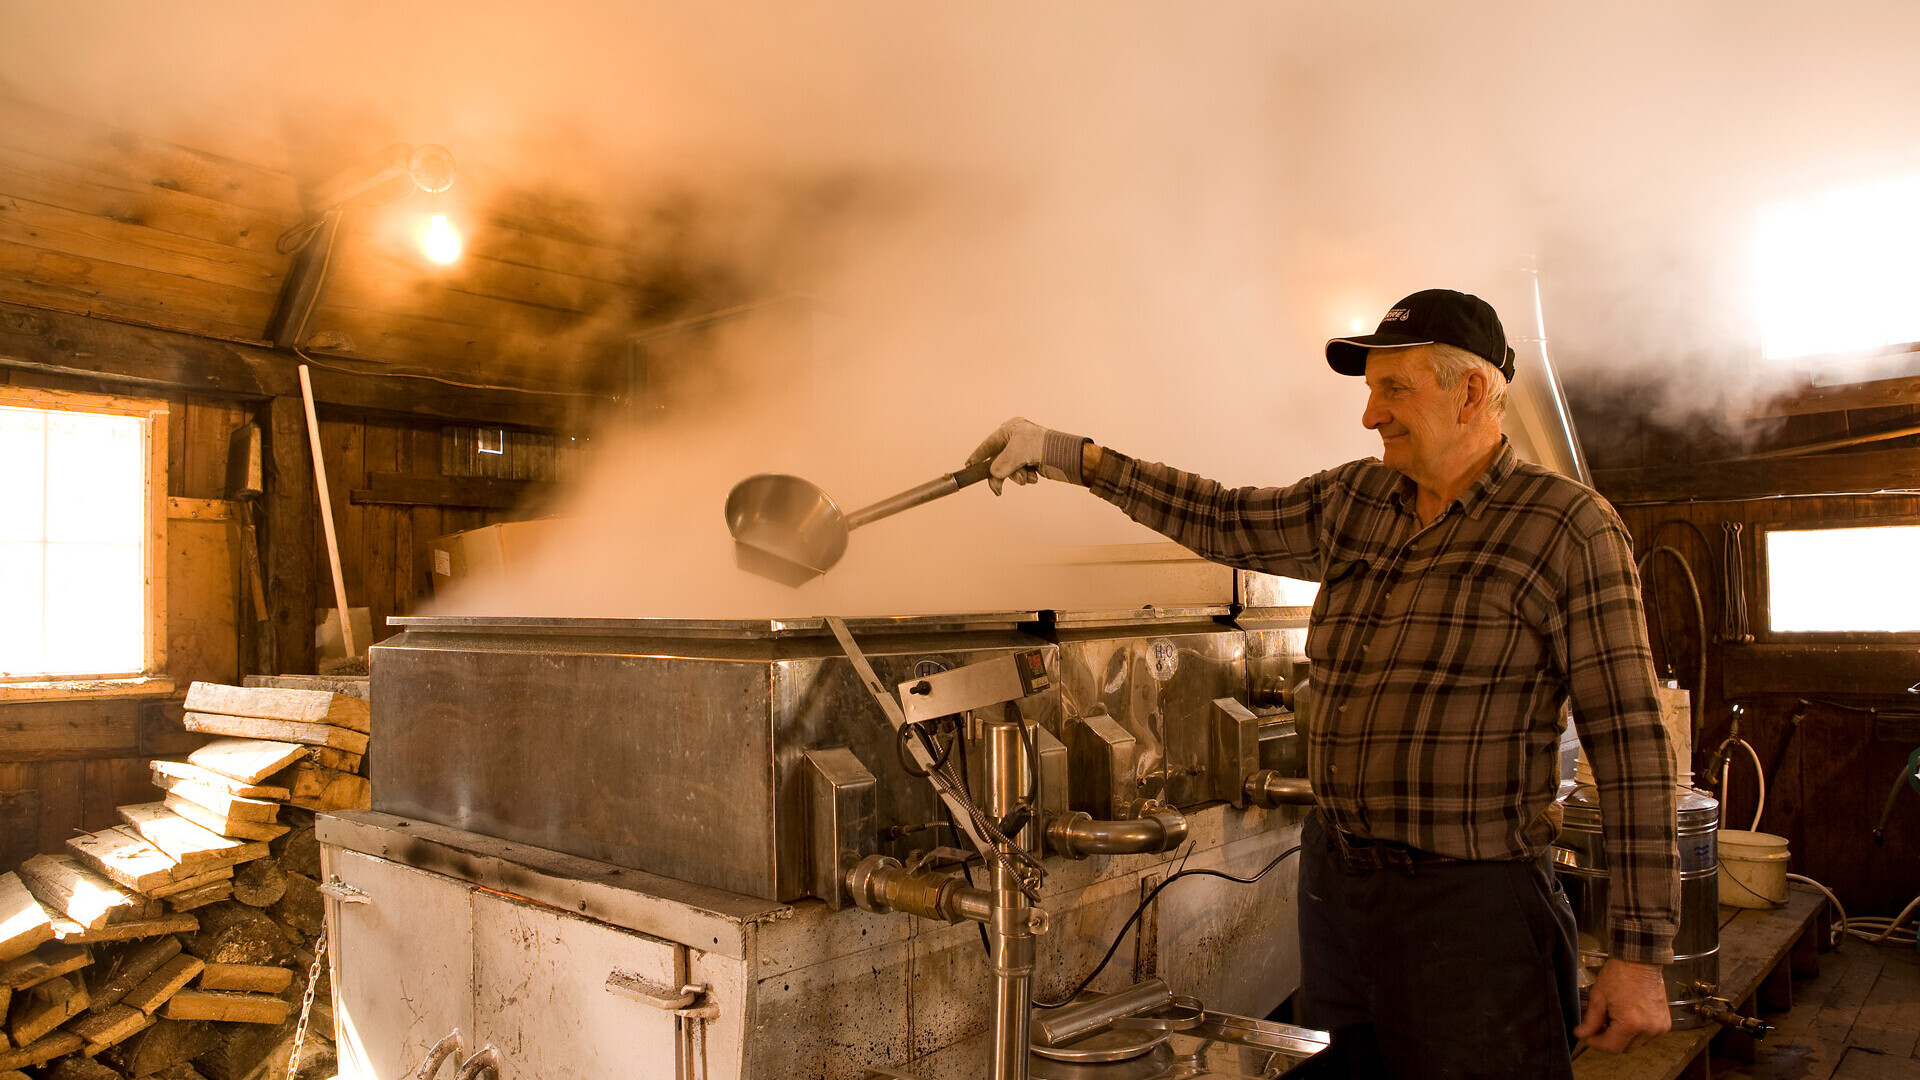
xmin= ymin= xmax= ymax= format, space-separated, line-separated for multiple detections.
xmin=1719 ymin=829 xmax=1790 ymax=908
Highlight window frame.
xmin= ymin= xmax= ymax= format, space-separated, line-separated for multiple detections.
xmin=1757 ymin=514 xmax=1920 ymax=644
xmin=0 ymin=385 xmax=170 ymax=696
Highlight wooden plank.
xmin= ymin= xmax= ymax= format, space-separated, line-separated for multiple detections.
xmin=65 ymin=829 xmax=178 ymax=894
xmin=0 ymin=876 xmax=54 ymax=963
xmin=0 ymin=1030 xmax=83 ymax=1069
xmin=10 ymin=976 xmax=87 ymax=1045
xmin=161 ymin=883 xmax=231 ymax=914
xmin=180 ymin=713 xmax=366 ymax=754
xmin=52 ymin=914 xmax=198 ymax=945
xmin=0 ymin=194 xmax=282 ymax=292
xmin=194 ymin=965 xmax=291 ymax=995
xmin=181 ymin=683 xmax=369 ymax=732
xmin=283 ymin=763 xmax=370 ymax=812
xmin=1721 ymin=645 xmax=1920 ymax=698
xmin=306 ymin=746 xmax=363 ymax=774
xmin=116 ymin=804 xmax=268 ymax=871
xmin=119 ymin=956 xmax=204 ymax=1015
xmin=16 ymin=857 xmax=145 ymax=931
xmin=162 ymin=796 xmax=287 ymax=842
xmin=0 ymin=701 xmax=140 ymax=761
xmin=66 ymin=1003 xmax=154 ymax=1055
xmin=0 ymin=145 xmax=285 ymax=256
xmin=0 ymin=945 xmax=91 ymax=990
xmin=146 ymin=867 xmax=233 ymax=902
xmin=1594 ymin=445 xmax=1920 ymax=503
xmin=240 ymin=674 xmax=369 ymax=700
xmin=151 ymin=777 xmax=282 ymax=824
xmin=184 ymin=739 xmax=305 ymax=786
xmin=161 ymin=991 xmax=290 ymax=1026
xmin=83 ymin=935 xmax=179 ymax=1013
xmin=149 ymin=761 xmax=288 ymax=801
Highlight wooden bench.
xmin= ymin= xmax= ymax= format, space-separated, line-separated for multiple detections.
xmin=1573 ymin=883 xmax=1831 ymax=1080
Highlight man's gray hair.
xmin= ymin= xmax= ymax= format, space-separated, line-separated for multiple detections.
xmin=1424 ymin=343 xmax=1509 ymax=420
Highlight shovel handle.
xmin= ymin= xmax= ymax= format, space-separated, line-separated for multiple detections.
xmin=845 ymin=459 xmax=998 ymax=530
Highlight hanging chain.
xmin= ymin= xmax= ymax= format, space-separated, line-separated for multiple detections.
xmin=286 ymin=927 xmax=328 ymax=1080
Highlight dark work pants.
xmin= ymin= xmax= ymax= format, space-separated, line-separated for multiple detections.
xmin=1294 ymin=812 xmax=1582 ymax=1080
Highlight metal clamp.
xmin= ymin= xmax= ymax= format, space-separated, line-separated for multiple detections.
xmin=318 ymin=877 xmax=371 ymax=904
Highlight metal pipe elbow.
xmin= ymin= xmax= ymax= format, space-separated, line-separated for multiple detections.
xmin=1244 ymin=770 xmax=1316 ymax=809
xmin=412 ymin=1030 xmax=465 ymax=1080
xmin=1046 ymin=810 xmax=1188 ymax=859
xmin=452 ymin=1047 xmax=501 ymax=1080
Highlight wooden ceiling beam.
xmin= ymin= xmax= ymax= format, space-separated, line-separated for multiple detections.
xmin=0 ymin=300 xmax=580 ymax=429
xmin=1594 ymin=444 xmax=1920 ymax=504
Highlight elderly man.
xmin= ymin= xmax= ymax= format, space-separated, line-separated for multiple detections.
xmin=971 ymin=289 xmax=1680 ymax=1077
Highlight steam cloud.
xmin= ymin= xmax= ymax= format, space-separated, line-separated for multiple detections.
xmin=5 ymin=2 xmax=1918 ymax=617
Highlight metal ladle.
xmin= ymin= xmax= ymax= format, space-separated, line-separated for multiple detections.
xmin=724 ymin=459 xmax=994 ymax=586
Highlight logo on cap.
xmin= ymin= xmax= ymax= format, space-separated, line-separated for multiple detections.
xmin=1383 ymin=308 xmax=1411 ymax=322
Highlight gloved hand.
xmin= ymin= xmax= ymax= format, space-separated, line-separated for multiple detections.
xmin=967 ymin=417 xmax=1088 ymax=495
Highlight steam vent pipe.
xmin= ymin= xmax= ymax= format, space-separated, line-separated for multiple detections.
xmin=1045 ymin=809 xmax=1189 ymax=859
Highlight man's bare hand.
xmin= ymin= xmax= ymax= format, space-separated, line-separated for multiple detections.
xmin=1575 ymin=958 xmax=1671 ymax=1054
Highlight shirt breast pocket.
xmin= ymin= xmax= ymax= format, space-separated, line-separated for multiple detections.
xmin=1305 ymin=559 xmax=1367 ymax=666
xmin=1425 ymin=563 xmax=1542 ymax=675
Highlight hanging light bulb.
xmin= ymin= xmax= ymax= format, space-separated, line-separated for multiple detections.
xmin=422 ymin=212 xmax=462 ymax=265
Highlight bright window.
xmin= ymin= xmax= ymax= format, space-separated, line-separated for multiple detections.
xmin=0 ymin=389 xmax=168 ymax=681
xmin=1756 ymin=173 xmax=1920 ymax=362
xmin=1766 ymin=525 xmax=1920 ymax=633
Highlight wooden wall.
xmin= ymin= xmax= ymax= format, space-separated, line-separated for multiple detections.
xmin=1575 ymin=377 xmax=1920 ymax=917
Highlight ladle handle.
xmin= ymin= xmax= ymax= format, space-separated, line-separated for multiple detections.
xmin=845 ymin=459 xmax=996 ymax=530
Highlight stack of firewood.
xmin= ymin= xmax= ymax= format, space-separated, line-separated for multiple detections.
xmin=0 ymin=681 xmax=371 ymax=1080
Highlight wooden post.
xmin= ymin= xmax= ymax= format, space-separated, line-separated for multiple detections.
xmin=265 ymin=397 xmax=316 ymax=674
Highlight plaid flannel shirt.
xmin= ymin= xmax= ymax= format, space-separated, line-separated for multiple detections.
xmin=1087 ymin=437 xmax=1680 ymax=964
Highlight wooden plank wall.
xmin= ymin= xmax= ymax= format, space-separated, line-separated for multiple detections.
xmin=1577 ymin=384 xmax=1920 ymax=917
xmin=0 ymin=364 xmax=549 ymax=875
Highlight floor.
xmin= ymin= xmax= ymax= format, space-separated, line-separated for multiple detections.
xmin=1711 ymin=938 xmax=1920 ymax=1080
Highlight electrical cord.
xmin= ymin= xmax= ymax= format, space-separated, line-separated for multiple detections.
xmin=1783 ymin=873 xmax=1920 ymax=948
xmin=1032 ymin=843 xmax=1302 ymax=1009
xmin=293 ymin=349 xmax=601 ymax=399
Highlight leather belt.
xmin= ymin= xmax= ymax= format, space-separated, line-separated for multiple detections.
xmin=1329 ymin=826 xmax=1458 ymax=875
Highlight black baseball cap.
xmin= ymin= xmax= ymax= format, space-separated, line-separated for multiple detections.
xmin=1325 ymin=289 xmax=1516 ymax=381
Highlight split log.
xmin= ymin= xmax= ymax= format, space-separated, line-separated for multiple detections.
xmin=163 ymin=796 xmax=288 ymax=842
xmin=154 ymin=1063 xmax=211 ymax=1080
xmin=266 ymin=875 xmax=322 ymax=938
xmin=267 ymin=818 xmax=317 ymax=881
xmin=0 ymin=1069 xmax=23 ymax=1080
xmin=102 ymin=1018 xmax=220 ymax=1077
xmin=282 ymin=764 xmax=369 ymax=812
xmin=50 ymin=1052 xmax=130 ymax=1078
xmin=84 ymin=936 xmax=179 ymax=1013
xmin=186 ymin=741 xmax=305 ymax=787
xmin=0 ymin=1030 xmax=83 ymax=1070
xmin=66 ymin=829 xmax=180 ymax=895
xmin=121 ymin=956 xmax=205 ymax=1016
xmin=181 ymin=715 xmax=366 ymax=756
xmin=1 ymin=944 xmax=93 ymax=991
xmin=17 ymin=856 xmax=149 ymax=931
xmin=151 ymin=776 xmax=284 ymax=824
xmin=181 ymin=905 xmax=290 ymax=967
xmin=182 ymin=684 xmax=369 ymax=734
xmin=9 ymin=974 xmax=87 ymax=1045
xmin=193 ymin=1009 xmax=333 ymax=1080
xmin=194 ymin=966 xmax=290 ymax=995
xmin=163 ymin=992 xmax=290 ymax=1026
xmin=151 ymin=762 xmax=290 ymax=802
xmin=242 ymin=674 xmax=367 ymax=700
xmin=54 ymin=914 xmax=198 ymax=945
xmin=148 ymin=868 xmax=235 ymax=902
xmin=229 ymin=862 xmax=286 ymax=910
xmin=66 ymin=1002 xmax=155 ymax=1055
xmin=0 ymin=876 xmax=55 ymax=964
xmin=118 ymin=806 xmax=269 ymax=871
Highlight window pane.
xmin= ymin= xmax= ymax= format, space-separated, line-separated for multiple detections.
xmin=0 ymin=540 xmax=45 ymax=675
xmin=43 ymin=542 xmax=144 ymax=676
xmin=1757 ymin=173 xmax=1920 ymax=361
xmin=45 ymin=412 xmax=146 ymax=545
xmin=1768 ymin=526 xmax=1920 ymax=633
xmin=0 ymin=407 xmax=46 ymax=543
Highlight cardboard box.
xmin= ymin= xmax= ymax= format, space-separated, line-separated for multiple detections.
xmin=428 ymin=519 xmax=567 ymax=588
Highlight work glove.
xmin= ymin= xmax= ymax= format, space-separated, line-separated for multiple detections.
xmin=967 ymin=417 xmax=1088 ymax=495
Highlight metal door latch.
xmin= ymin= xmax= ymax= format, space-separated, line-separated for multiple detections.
xmin=317 ymin=877 xmax=371 ymax=904
xmin=605 ymin=970 xmax=719 ymax=1019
